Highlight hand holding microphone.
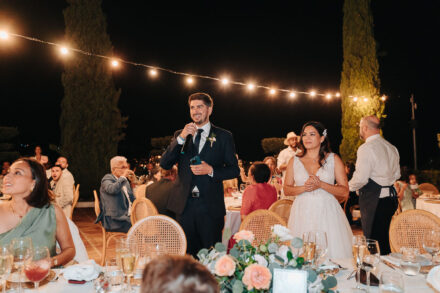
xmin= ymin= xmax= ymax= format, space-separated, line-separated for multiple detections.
xmin=181 ymin=123 xmax=197 ymax=154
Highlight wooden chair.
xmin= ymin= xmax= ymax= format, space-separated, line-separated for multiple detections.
xmin=389 ymin=209 xmax=440 ymax=253
xmin=93 ymin=190 xmax=126 ymax=266
xmin=239 ymin=210 xmax=287 ymax=246
xmin=134 ymin=184 xmax=147 ymax=199
xmin=268 ymin=199 xmax=293 ymax=224
xmin=127 ymin=215 xmax=186 ymax=257
xmin=419 ymin=183 xmax=439 ymax=195
xmin=69 ymin=184 xmax=80 ymax=220
xmin=130 ymin=197 xmax=158 ymax=225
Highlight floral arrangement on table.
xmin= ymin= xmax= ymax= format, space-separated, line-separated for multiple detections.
xmin=198 ymin=225 xmax=338 ymax=293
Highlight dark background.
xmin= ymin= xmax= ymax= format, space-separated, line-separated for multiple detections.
xmin=0 ymin=1 xmax=438 ymax=168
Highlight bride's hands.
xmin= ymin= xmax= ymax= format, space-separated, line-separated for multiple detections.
xmin=305 ymin=175 xmax=321 ymax=192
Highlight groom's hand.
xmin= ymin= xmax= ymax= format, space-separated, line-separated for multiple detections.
xmin=191 ymin=161 xmax=213 ymax=176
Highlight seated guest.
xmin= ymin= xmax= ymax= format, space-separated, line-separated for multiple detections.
xmin=33 ymin=145 xmax=49 ymax=165
xmin=56 ymin=156 xmax=75 ymax=186
xmin=50 ymin=164 xmax=74 ymax=218
xmin=395 ymin=170 xmax=422 ymax=211
xmin=0 ymin=161 xmax=10 ymax=195
xmin=223 ymin=178 xmax=238 ymax=197
xmin=240 ymin=162 xmax=277 ymax=220
xmin=96 ymin=156 xmax=135 ymax=233
xmin=141 ymin=255 xmax=219 ymax=293
xmin=146 ymin=166 xmax=177 ymax=219
xmin=263 ymin=156 xmax=282 ymax=195
xmin=0 ymin=158 xmax=75 ymax=267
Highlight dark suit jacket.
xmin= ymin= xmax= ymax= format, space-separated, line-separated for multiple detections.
xmin=160 ymin=124 xmax=239 ymax=217
xmin=145 ymin=178 xmax=176 ymax=219
xmin=96 ymin=174 xmax=135 ymax=232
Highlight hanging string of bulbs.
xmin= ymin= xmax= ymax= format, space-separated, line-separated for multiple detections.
xmin=0 ymin=30 xmax=387 ymax=102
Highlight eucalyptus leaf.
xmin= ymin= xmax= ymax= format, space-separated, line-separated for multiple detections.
xmin=291 ymin=237 xmax=303 ymax=249
xmin=306 ymin=269 xmax=317 ymax=283
xmin=322 ymin=276 xmax=337 ymax=290
xmin=238 ymin=240 xmax=251 ymax=247
xmin=286 ymin=250 xmax=293 ymax=261
xmin=222 ymin=227 xmax=232 ymax=244
xmin=229 ymin=248 xmax=239 ymax=258
xmin=268 ymin=262 xmax=281 ymax=274
xmin=232 ymin=280 xmax=243 ymax=293
xmin=268 ymin=243 xmax=278 ymax=253
xmin=197 ymin=248 xmax=209 ymax=259
xmin=274 ymin=255 xmax=285 ymax=264
xmin=215 ymin=243 xmax=227 ymax=252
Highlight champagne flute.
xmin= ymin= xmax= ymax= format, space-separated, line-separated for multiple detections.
xmin=352 ymin=235 xmax=367 ymax=291
xmin=117 ymin=239 xmax=137 ymax=293
xmin=362 ymin=239 xmax=380 ymax=292
xmin=313 ymin=231 xmax=328 ymax=268
xmin=302 ymin=231 xmax=316 ymax=267
xmin=24 ymin=246 xmax=50 ymax=290
xmin=0 ymin=245 xmax=13 ymax=293
xmin=11 ymin=237 xmax=33 ymax=293
xmin=423 ymin=230 xmax=440 ymax=263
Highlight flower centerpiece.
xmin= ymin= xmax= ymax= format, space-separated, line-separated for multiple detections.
xmin=198 ymin=225 xmax=338 ymax=293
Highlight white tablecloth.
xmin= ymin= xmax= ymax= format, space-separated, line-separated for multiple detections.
xmin=416 ymin=198 xmax=440 ymax=218
xmin=224 ymin=197 xmax=242 ymax=245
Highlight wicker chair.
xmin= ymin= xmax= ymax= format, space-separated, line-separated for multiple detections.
xmin=127 ymin=215 xmax=186 ymax=257
xmin=419 ymin=183 xmax=439 ymax=195
xmin=93 ymin=190 xmax=126 ymax=265
xmin=135 ymin=184 xmax=147 ymax=199
xmin=239 ymin=210 xmax=287 ymax=246
xmin=69 ymin=184 xmax=80 ymax=220
xmin=130 ymin=197 xmax=159 ymax=225
xmin=389 ymin=209 xmax=440 ymax=253
xmin=268 ymin=199 xmax=293 ymax=224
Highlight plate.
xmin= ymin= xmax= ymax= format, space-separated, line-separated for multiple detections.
xmin=7 ymin=270 xmax=56 ymax=289
xmin=389 ymin=253 xmax=431 ymax=266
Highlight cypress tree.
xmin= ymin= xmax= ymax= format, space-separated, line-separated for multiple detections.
xmin=60 ymin=0 xmax=125 ymax=199
xmin=340 ymin=0 xmax=385 ymax=162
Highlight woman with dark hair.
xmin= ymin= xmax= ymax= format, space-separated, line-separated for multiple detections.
xmin=394 ymin=170 xmax=422 ymax=211
xmin=32 ymin=145 xmax=49 ymax=165
xmin=0 ymin=158 xmax=75 ymax=267
xmin=284 ymin=121 xmax=352 ymax=259
xmin=240 ymin=162 xmax=277 ymax=220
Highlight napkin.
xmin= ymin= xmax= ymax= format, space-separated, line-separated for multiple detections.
xmin=427 ymin=265 xmax=440 ymax=292
xmin=63 ymin=260 xmax=102 ymax=281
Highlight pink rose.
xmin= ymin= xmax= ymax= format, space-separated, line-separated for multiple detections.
xmin=214 ymin=255 xmax=236 ymax=277
xmin=242 ymin=264 xmax=272 ymax=290
xmin=233 ymin=230 xmax=255 ymax=243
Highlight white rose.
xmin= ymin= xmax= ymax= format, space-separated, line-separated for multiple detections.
xmin=272 ymin=224 xmax=294 ymax=242
xmin=276 ymin=245 xmax=290 ymax=264
xmin=253 ymin=254 xmax=268 ymax=267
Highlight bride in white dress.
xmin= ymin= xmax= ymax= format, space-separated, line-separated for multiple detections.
xmin=284 ymin=121 xmax=353 ymax=259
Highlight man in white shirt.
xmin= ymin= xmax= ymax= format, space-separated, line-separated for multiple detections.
xmin=349 ymin=115 xmax=400 ymax=254
xmin=277 ymin=132 xmax=300 ymax=184
xmin=56 ymin=157 xmax=75 ymax=187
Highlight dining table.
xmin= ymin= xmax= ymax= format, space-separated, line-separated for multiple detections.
xmin=416 ymin=195 xmax=440 ymax=218
xmin=223 ymin=194 xmax=243 ymax=245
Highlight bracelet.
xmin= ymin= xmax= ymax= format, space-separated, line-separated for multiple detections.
xmin=53 ymin=257 xmax=58 ymax=267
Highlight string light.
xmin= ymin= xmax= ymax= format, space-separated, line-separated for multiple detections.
xmin=1 ymin=31 xmax=389 ymax=102
xmin=353 ymin=97 xmax=358 ymax=102
xmin=363 ymin=97 xmax=368 ymax=102
xmin=325 ymin=93 xmax=332 ymax=100
xmin=381 ymin=95 xmax=387 ymax=101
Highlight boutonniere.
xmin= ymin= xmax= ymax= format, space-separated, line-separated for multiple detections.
xmin=208 ymin=133 xmax=216 ymax=147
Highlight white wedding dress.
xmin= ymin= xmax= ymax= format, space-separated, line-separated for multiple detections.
xmin=287 ymin=153 xmax=353 ymax=259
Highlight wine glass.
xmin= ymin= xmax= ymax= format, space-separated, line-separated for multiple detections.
xmin=105 ymin=258 xmax=124 ymax=292
xmin=352 ymin=235 xmax=367 ymax=291
xmin=11 ymin=237 xmax=33 ymax=293
xmin=24 ymin=246 xmax=50 ymax=290
xmin=362 ymin=239 xmax=380 ymax=292
xmin=117 ymin=239 xmax=137 ymax=293
xmin=313 ymin=231 xmax=328 ymax=267
xmin=423 ymin=230 xmax=440 ymax=263
xmin=0 ymin=244 xmax=13 ymax=293
xmin=302 ymin=231 xmax=316 ymax=267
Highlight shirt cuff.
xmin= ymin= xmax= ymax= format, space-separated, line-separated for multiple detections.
xmin=177 ymin=135 xmax=185 ymax=145
xmin=208 ymin=169 xmax=214 ymax=177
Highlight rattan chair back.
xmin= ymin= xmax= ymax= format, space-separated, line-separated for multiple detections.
xmin=130 ymin=198 xmax=159 ymax=225
xmin=268 ymin=199 xmax=293 ymax=224
xmin=389 ymin=209 xmax=440 ymax=253
xmin=70 ymin=184 xmax=80 ymax=219
xmin=93 ymin=190 xmax=100 ymax=217
xmin=239 ymin=209 xmax=287 ymax=246
xmin=419 ymin=183 xmax=439 ymax=195
xmin=135 ymin=184 xmax=147 ymax=199
xmin=127 ymin=215 xmax=187 ymax=257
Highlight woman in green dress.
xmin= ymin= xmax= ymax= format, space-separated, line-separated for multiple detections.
xmin=395 ymin=172 xmax=422 ymax=211
xmin=0 ymin=158 xmax=75 ymax=267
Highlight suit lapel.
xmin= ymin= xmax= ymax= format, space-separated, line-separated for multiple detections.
xmin=199 ymin=124 xmax=215 ymax=157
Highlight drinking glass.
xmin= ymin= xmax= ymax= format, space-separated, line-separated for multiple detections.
xmin=400 ymin=247 xmax=421 ymax=276
xmin=0 ymin=245 xmax=13 ymax=293
xmin=105 ymin=259 xmax=124 ymax=292
xmin=302 ymin=232 xmax=316 ymax=267
xmin=117 ymin=239 xmax=137 ymax=293
xmin=379 ymin=271 xmax=404 ymax=293
xmin=314 ymin=231 xmax=328 ymax=267
xmin=423 ymin=230 xmax=440 ymax=263
xmin=11 ymin=237 xmax=33 ymax=293
xmin=352 ymin=235 xmax=367 ymax=291
xmin=362 ymin=239 xmax=380 ymax=292
xmin=23 ymin=246 xmax=50 ymax=290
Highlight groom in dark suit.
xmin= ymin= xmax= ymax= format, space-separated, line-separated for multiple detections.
xmin=160 ymin=92 xmax=240 ymax=256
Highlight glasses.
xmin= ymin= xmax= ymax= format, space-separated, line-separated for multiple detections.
xmin=115 ymin=166 xmax=129 ymax=170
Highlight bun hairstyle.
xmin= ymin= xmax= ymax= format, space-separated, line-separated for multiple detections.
xmin=297 ymin=121 xmax=331 ymax=167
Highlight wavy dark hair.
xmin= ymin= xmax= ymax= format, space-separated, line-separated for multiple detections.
xmin=297 ymin=121 xmax=331 ymax=167
xmin=14 ymin=157 xmax=52 ymax=208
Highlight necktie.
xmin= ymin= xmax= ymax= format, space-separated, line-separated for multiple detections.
xmin=193 ymin=129 xmax=204 ymax=154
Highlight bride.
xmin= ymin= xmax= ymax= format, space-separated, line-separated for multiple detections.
xmin=284 ymin=121 xmax=353 ymax=259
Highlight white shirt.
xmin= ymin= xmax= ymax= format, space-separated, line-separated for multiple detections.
xmin=349 ymin=134 xmax=400 ymax=198
xmin=277 ymin=147 xmax=300 ymax=176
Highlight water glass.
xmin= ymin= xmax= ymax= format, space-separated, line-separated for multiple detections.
xmin=23 ymin=246 xmax=50 ymax=289
xmin=363 ymin=239 xmax=380 ymax=291
xmin=11 ymin=237 xmax=33 ymax=293
xmin=0 ymin=245 xmax=13 ymax=293
xmin=400 ymin=247 xmax=421 ymax=276
xmin=379 ymin=271 xmax=404 ymax=293
xmin=423 ymin=230 xmax=440 ymax=263
xmin=105 ymin=259 xmax=124 ymax=292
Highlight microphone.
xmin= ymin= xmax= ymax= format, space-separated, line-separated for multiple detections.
xmin=180 ymin=134 xmax=192 ymax=154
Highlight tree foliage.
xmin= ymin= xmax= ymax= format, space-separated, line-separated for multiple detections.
xmin=0 ymin=127 xmax=20 ymax=162
xmin=60 ymin=0 xmax=125 ymax=199
xmin=340 ymin=0 xmax=385 ymax=161
xmin=150 ymin=136 xmax=173 ymax=157
xmin=261 ymin=138 xmax=285 ymax=155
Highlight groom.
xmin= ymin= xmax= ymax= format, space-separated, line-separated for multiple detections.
xmin=160 ymin=92 xmax=239 ymax=256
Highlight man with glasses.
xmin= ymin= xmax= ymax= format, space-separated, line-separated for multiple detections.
xmin=96 ymin=156 xmax=135 ymax=232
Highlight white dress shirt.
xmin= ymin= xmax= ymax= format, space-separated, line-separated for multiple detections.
xmin=277 ymin=147 xmax=300 ymax=179
xmin=349 ymin=134 xmax=400 ymax=198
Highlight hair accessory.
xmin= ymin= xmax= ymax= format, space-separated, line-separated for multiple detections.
xmin=322 ymin=129 xmax=327 ymax=137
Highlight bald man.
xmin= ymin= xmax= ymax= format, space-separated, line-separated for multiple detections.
xmin=349 ymin=115 xmax=400 ymax=254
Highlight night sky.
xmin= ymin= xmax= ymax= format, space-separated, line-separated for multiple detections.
xmin=0 ymin=1 xmax=438 ymax=168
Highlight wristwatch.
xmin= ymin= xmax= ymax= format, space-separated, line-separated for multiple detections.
xmin=53 ymin=257 xmax=58 ymax=267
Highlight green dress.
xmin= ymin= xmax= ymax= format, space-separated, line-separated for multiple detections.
xmin=397 ymin=181 xmax=415 ymax=212
xmin=0 ymin=204 xmax=57 ymax=256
